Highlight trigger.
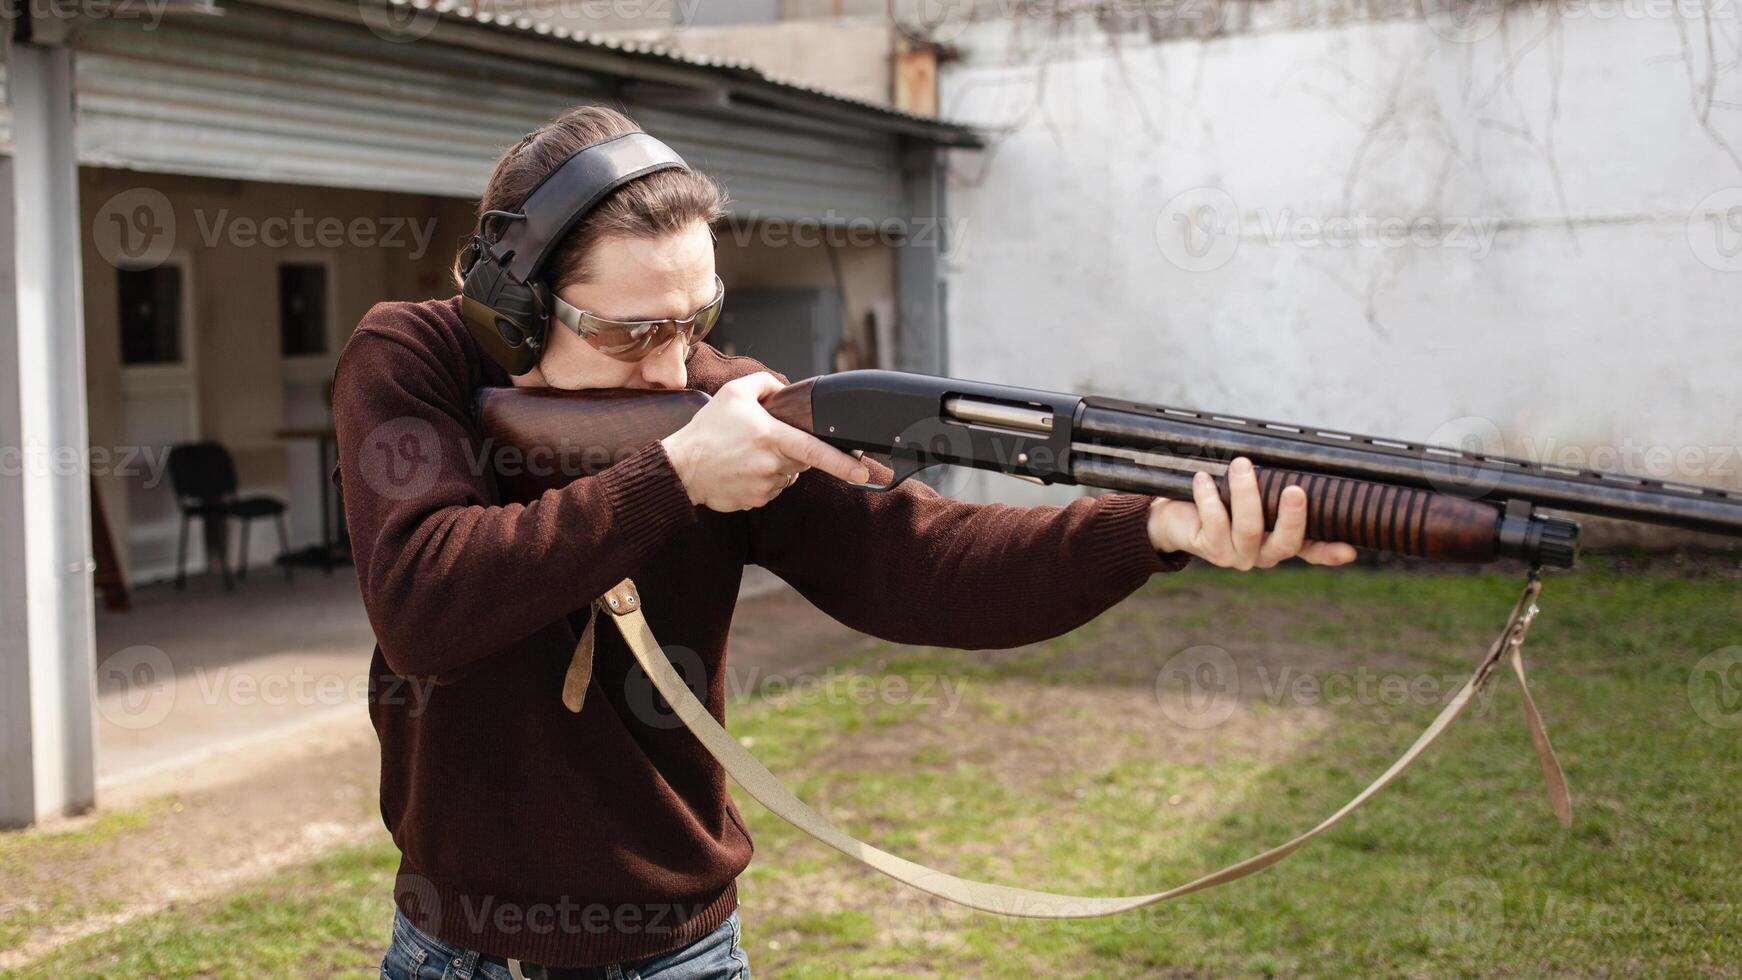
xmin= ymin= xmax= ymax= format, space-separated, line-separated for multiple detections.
xmin=846 ymin=450 xmax=933 ymax=492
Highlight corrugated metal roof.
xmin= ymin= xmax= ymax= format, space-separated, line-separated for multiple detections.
xmin=67 ymin=4 xmax=921 ymax=215
xmin=356 ymin=0 xmax=984 ymax=146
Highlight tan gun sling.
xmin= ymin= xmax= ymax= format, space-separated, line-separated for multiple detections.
xmin=561 ymin=573 xmax=1569 ymax=919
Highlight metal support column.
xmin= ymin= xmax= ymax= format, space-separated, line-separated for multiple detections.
xmin=895 ymin=143 xmax=949 ymax=377
xmin=0 ymin=29 xmax=99 ymax=828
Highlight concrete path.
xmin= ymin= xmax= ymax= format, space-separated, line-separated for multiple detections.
xmin=93 ymin=567 xmax=377 ymax=795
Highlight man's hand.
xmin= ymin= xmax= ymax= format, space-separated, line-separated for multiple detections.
xmin=661 ymin=373 xmax=871 ymax=512
xmin=1147 ymin=457 xmax=1359 ymax=570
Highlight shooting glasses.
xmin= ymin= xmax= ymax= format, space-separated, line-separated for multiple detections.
xmin=551 ymin=274 xmax=725 ymax=362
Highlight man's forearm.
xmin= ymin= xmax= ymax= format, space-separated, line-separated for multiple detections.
xmin=748 ymin=458 xmax=1184 ymax=651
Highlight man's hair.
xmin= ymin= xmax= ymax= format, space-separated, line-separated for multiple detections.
xmin=454 ymin=105 xmax=727 ymax=290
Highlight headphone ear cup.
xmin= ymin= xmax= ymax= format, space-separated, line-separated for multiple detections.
xmin=460 ymin=247 xmax=549 ymax=376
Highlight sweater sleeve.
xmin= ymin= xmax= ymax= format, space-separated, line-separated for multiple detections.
xmin=745 ymin=456 xmax=1192 ymax=651
xmin=331 ymin=327 xmax=697 ymax=680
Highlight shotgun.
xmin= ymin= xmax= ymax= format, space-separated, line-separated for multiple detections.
xmin=475 ymin=369 xmax=1742 ymax=567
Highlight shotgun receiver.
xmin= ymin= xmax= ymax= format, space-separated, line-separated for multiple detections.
xmin=476 ymin=369 xmax=1742 ymax=568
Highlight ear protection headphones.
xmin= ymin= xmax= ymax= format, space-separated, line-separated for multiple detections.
xmin=459 ymin=131 xmax=690 ymax=375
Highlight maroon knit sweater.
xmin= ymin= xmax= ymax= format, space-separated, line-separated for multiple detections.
xmin=330 ymin=296 xmax=1188 ymax=967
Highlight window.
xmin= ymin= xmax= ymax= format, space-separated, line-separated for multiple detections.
xmin=279 ymin=263 xmax=329 ymax=357
xmin=118 ymin=266 xmax=184 ymax=366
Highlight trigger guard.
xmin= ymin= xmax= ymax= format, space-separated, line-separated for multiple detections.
xmin=847 ymin=452 xmax=933 ymax=492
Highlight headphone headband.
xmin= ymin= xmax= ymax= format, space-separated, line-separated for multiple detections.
xmin=493 ymin=131 xmax=689 ymax=284
xmin=461 ymin=129 xmax=691 ymax=376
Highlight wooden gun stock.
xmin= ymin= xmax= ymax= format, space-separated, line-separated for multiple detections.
xmin=475 ymin=382 xmax=819 ymax=502
xmin=475 ymin=386 xmax=711 ymax=499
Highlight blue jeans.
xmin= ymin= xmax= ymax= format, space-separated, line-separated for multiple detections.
xmin=380 ymin=907 xmax=751 ymax=980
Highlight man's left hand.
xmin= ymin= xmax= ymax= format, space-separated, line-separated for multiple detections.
xmin=1146 ymin=457 xmax=1359 ymax=570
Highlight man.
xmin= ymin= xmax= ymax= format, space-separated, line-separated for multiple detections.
xmin=334 ymin=105 xmax=1355 ymax=980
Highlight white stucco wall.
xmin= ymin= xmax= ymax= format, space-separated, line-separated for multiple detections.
xmin=937 ymin=2 xmax=1742 ymax=517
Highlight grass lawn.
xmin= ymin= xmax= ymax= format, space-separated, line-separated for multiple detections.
xmin=7 ymin=560 xmax=1739 ymax=978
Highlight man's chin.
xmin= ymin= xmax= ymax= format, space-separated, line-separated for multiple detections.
xmin=522 ymin=373 xmax=686 ymax=393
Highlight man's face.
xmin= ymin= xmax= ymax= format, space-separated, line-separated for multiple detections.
xmin=516 ymin=221 xmax=716 ymax=391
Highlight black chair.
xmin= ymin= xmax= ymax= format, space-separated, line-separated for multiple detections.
xmin=166 ymin=442 xmax=292 ymax=591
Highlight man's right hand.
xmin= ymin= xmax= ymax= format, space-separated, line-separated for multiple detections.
xmin=661 ymin=372 xmax=871 ymax=512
